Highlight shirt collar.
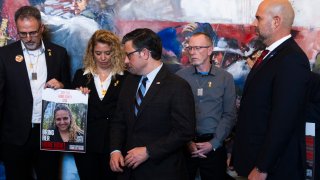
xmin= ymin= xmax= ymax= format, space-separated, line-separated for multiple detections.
xmin=83 ymin=68 xmax=94 ymax=75
xmin=144 ymin=63 xmax=163 ymax=82
xmin=193 ymin=64 xmax=215 ymax=76
xmin=21 ymin=40 xmax=45 ymax=55
xmin=266 ymin=34 xmax=291 ymax=52
xmin=82 ymin=68 xmax=123 ymax=76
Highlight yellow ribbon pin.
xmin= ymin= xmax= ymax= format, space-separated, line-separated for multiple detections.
xmin=114 ymin=80 xmax=119 ymax=86
xmin=48 ymin=49 xmax=52 ymax=56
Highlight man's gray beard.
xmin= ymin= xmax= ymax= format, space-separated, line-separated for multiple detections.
xmin=256 ymin=35 xmax=265 ymax=44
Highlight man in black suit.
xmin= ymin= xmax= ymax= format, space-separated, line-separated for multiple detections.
xmin=232 ymin=0 xmax=310 ymax=180
xmin=0 ymin=6 xmax=70 ymax=179
xmin=109 ymin=28 xmax=195 ymax=180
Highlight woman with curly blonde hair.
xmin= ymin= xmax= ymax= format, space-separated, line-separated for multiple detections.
xmin=82 ymin=29 xmax=125 ymax=80
xmin=72 ymin=29 xmax=127 ymax=180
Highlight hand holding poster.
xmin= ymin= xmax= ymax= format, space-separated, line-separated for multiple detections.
xmin=41 ymin=88 xmax=88 ymax=153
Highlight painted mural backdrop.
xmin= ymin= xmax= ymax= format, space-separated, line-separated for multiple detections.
xmin=1 ymin=0 xmax=320 ymax=91
xmin=0 ymin=0 xmax=320 ymax=178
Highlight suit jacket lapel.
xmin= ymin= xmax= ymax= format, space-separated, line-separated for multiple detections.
xmin=44 ymin=41 xmax=53 ymax=82
xmin=129 ymin=75 xmax=140 ymax=121
xmin=136 ymin=66 xmax=167 ymax=118
xmin=85 ymin=73 xmax=118 ymax=102
xmin=86 ymin=75 xmax=101 ymax=102
xmin=102 ymin=77 xmax=119 ymax=102
xmin=15 ymin=42 xmax=32 ymax=94
xmin=243 ymin=38 xmax=293 ymax=94
xmin=243 ymin=53 xmax=272 ymax=93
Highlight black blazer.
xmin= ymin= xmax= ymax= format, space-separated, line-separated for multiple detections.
xmin=110 ymin=65 xmax=195 ymax=180
xmin=233 ymin=38 xmax=310 ymax=179
xmin=72 ymin=69 xmax=127 ymax=153
xmin=0 ymin=40 xmax=70 ymax=146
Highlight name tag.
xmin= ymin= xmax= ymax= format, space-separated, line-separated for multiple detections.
xmin=197 ymin=88 xmax=203 ymax=96
xmin=32 ymin=72 xmax=37 ymax=80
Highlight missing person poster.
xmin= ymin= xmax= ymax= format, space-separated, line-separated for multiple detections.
xmin=41 ymin=88 xmax=88 ymax=153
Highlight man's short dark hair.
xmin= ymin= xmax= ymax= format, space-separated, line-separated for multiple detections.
xmin=14 ymin=6 xmax=41 ymax=23
xmin=122 ymin=28 xmax=162 ymax=60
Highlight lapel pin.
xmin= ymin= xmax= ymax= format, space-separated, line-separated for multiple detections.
xmin=114 ymin=80 xmax=119 ymax=86
xmin=15 ymin=55 xmax=24 ymax=62
xmin=48 ymin=49 xmax=52 ymax=56
xmin=156 ymin=82 xmax=160 ymax=84
xmin=208 ymin=81 xmax=212 ymax=88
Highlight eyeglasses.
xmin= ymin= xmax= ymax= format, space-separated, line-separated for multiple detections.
xmin=18 ymin=26 xmax=41 ymax=38
xmin=185 ymin=46 xmax=211 ymax=53
xmin=126 ymin=49 xmax=141 ymax=59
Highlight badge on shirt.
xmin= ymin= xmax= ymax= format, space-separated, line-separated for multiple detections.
xmin=197 ymin=88 xmax=203 ymax=96
xmin=32 ymin=72 xmax=37 ymax=80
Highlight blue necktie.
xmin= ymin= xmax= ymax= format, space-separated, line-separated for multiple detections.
xmin=135 ymin=77 xmax=148 ymax=116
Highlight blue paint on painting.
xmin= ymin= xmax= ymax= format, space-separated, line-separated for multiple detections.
xmin=158 ymin=27 xmax=182 ymax=58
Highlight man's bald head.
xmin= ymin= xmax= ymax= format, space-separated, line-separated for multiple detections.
xmin=254 ymin=0 xmax=295 ymax=45
xmin=261 ymin=0 xmax=295 ymax=29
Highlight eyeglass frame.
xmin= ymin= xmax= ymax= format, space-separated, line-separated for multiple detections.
xmin=17 ymin=25 xmax=42 ymax=38
xmin=185 ymin=46 xmax=211 ymax=53
xmin=126 ymin=49 xmax=141 ymax=59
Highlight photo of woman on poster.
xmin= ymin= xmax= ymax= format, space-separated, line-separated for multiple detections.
xmin=52 ymin=104 xmax=84 ymax=143
xmin=41 ymin=89 xmax=88 ymax=153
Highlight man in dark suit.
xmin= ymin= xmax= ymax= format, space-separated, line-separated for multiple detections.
xmin=232 ymin=0 xmax=310 ymax=180
xmin=0 ymin=6 xmax=70 ymax=179
xmin=109 ymin=28 xmax=195 ymax=180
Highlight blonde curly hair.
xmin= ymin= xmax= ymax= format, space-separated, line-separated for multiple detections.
xmin=83 ymin=30 xmax=125 ymax=76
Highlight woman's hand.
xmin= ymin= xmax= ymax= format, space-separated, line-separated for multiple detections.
xmin=77 ymin=86 xmax=91 ymax=94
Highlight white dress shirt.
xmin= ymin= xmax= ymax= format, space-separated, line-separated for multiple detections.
xmin=22 ymin=41 xmax=47 ymax=124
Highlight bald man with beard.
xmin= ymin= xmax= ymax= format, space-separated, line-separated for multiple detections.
xmin=232 ymin=0 xmax=310 ymax=180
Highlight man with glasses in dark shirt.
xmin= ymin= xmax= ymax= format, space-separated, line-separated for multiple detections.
xmin=177 ymin=32 xmax=236 ymax=180
xmin=0 ymin=6 xmax=70 ymax=179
